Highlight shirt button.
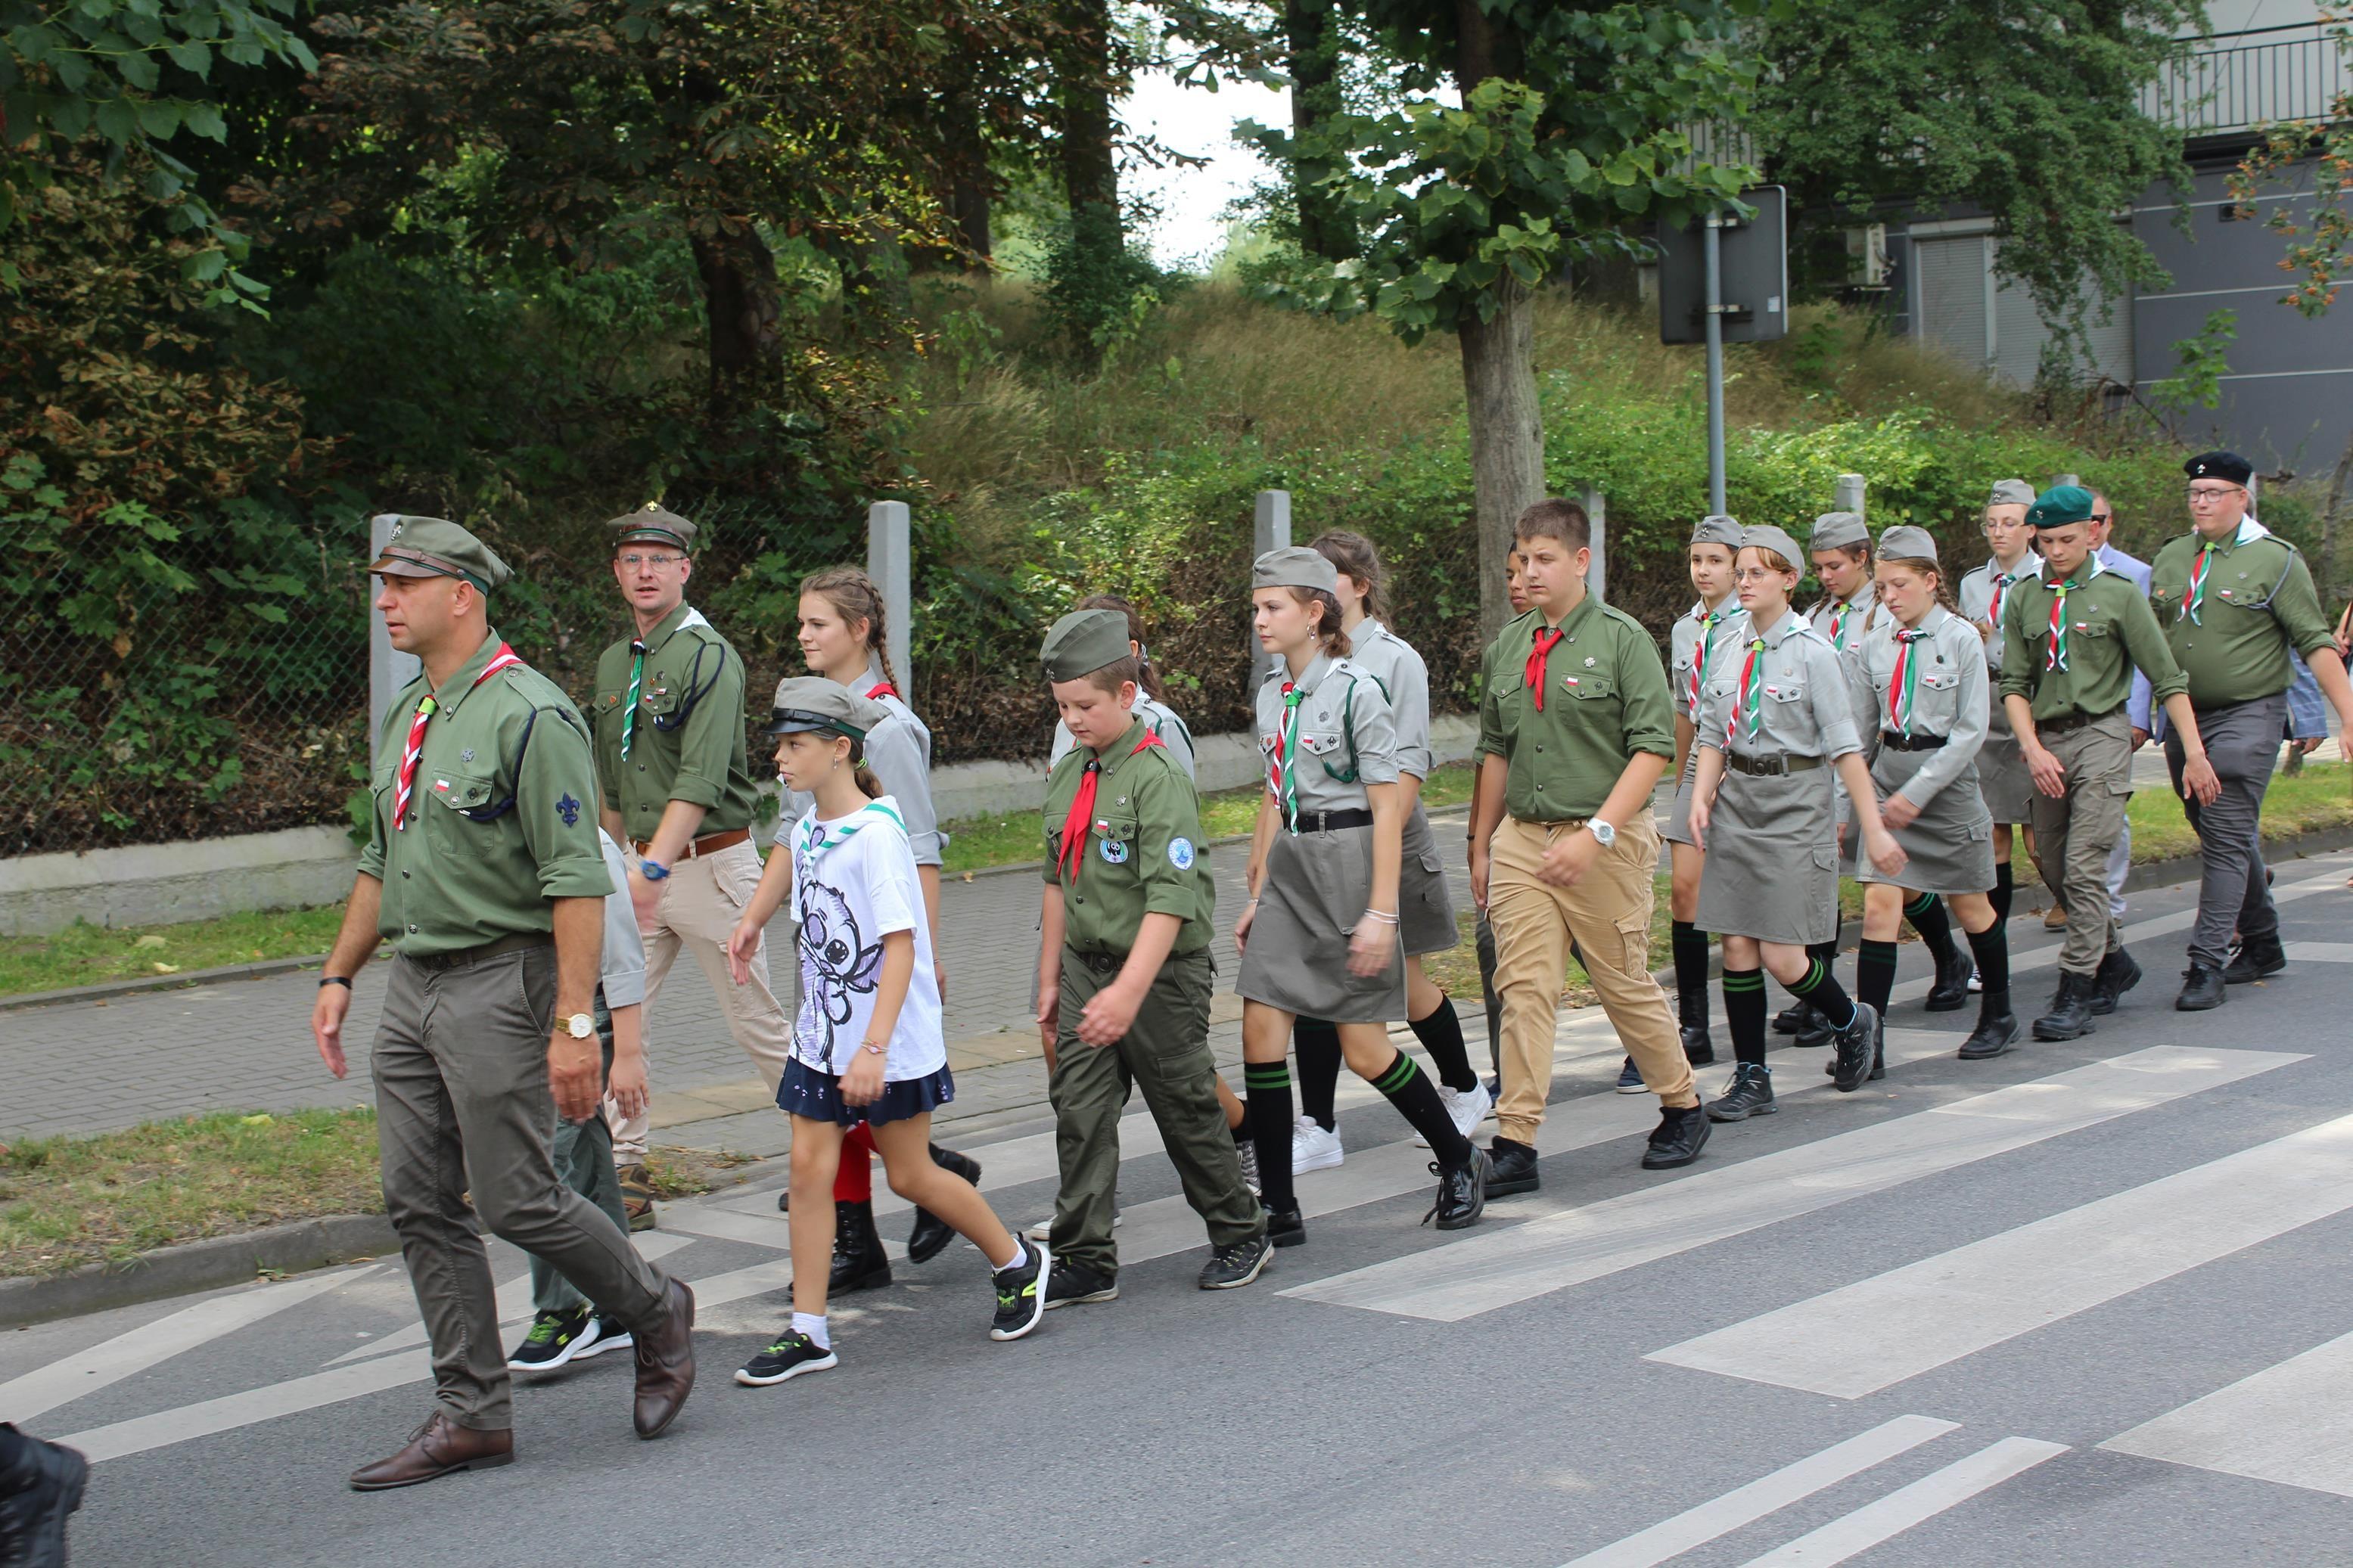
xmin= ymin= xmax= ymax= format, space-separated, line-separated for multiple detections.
xmin=402 ymin=871 xmax=410 ymax=879
xmin=408 ymin=924 xmax=418 ymax=933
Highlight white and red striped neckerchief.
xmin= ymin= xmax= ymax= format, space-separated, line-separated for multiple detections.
xmin=394 ymin=643 xmax=522 ymax=829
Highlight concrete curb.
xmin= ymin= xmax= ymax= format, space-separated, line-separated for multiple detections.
xmin=0 ymin=955 xmax=334 ymax=1014
xmin=0 ymin=1213 xmax=400 ymax=1329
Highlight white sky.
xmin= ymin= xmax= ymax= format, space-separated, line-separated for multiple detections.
xmin=1117 ymin=66 xmax=1290 ymax=270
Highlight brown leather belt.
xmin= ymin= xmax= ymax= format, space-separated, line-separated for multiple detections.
xmin=1727 ymin=751 xmax=1824 ymax=777
xmin=632 ymin=827 xmax=751 ymax=860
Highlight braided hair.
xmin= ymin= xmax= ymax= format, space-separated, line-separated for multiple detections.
xmin=801 ymin=565 xmax=901 ymax=694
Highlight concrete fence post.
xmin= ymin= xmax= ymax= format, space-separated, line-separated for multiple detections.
xmin=368 ymin=514 xmax=421 ymax=771
xmin=1584 ymin=486 xmax=1608 ymax=603
xmin=1252 ymin=489 xmax=1291 ymax=684
xmin=1834 ymin=472 xmax=1867 ymax=519
xmin=866 ymin=501 xmax=912 ymax=689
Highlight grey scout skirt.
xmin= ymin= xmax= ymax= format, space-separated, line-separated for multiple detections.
xmin=1398 ymin=801 xmax=1458 ymax=958
xmin=1238 ymin=824 xmax=1407 ymax=1023
xmin=1975 ymin=701 xmax=2035 ymax=823
xmin=1856 ymin=746 xmax=1996 ymax=895
xmin=1693 ymin=760 xmax=1842 ymax=946
xmin=1661 ymin=747 xmax=1701 ymax=848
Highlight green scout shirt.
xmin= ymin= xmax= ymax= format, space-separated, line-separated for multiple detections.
xmin=1997 ymin=563 xmax=2187 ymax=722
xmin=590 ymin=603 xmax=759 ymax=842
xmin=2148 ymin=520 xmax=2335 ymax=709
xmin=1040 ymin=716 xmax=1213 ymax=957
xmin=359 ymin=633 xmax=614 ymax=956
xmin=1476 ymin=595 xmax=1677 ymax=821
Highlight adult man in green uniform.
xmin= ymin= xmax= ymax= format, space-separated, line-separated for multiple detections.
xmin=592 ymin=504 xmax=790 ymax=1215
xmin=2000 ymin=486 xmax=2219 ymax=1042
xmin=1031 ymin=609 xmax=1269 ymax=1306
xmin=310 ymin=517 xmax=695 ymax=1490
xmin=2149 ymin=451 xmax=2353 ymax=1008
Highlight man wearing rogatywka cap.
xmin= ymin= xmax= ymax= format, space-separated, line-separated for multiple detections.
xmin=311 ymin=517 xmax=697 ymax=1492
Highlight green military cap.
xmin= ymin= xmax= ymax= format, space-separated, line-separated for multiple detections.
xmin=1988 ymin=478 xmax=2036 ymax=509
xmin=2026 ymin=484 xmax=2096 ymax=529
xmin=763 ymin=676 xmax=884 ymax=738
xmin=1739 ymin=523 xmax=1804 ymax=567
xmin=1689 ymin=514 xmax=1744 ymax=550
xmin=367 ymin=515 xmax=511 ymax=593
xmin=608 ymin=502 xmax=697 ymax=551
xmin=1040 ymin=608 xmax=1133 ymax=682
xmin=1252 ymin=545 xmax=1339 ymax=595
xmin=1810 ymin=511 xmax=1870 ymax=552
xmin=1877 ymin=524 xmax=1939 ymax=564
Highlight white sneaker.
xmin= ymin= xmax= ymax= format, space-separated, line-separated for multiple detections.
xmin=1966 ymin=964 xmax=1983 ymax=994
xmin=1291 ymin=1115 xmax=1344 ymax=1175
xmin=1026 ymin=1203 xmax=1121 ymax=1241
xmin=1416 ymin=1081 xmax=1494 ymax=1147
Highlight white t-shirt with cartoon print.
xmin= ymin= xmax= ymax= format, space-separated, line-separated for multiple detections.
xmin=786 ymin=794 xmax=944 ymax=1082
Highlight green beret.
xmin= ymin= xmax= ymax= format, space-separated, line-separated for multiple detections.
xmin=1987 ymin=479 xmax=2036 ymax=509
xmin=1252 ymin=546 xmax=1339 ymax=595
xmin=763 ymin=676 xmax=884 ymax=738
xmin=367 ymin=515 xmax=511 ymax=594
xmin=608 ymin=502 xmax=697 ymax=551
xmin=1689 ymin=514 xmax=1744 ymax=551
xmin=2026 ymin=484 xmax=2096 ymax=529
xmin=1877 ymin=524 xmax=1939 ymax=564
xmin=1739 ymin=523 xmax=1804 ymax=567
xmin=1040 ymin=608 xmax=1133 ymax=682
xmin=1810 ymin=511 xmax=1870 ymax=552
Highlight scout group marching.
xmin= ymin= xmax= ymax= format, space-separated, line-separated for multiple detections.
xmin=293 ymin=452 xmax=2351 ymax=1491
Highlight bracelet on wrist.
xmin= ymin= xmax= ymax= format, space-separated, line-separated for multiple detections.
xmin=319 ymin=975 xmax=353 ymax=990
xmin=1362 ymin=908 xmax=1400 ymax=924
xmin=859 ymin=1039 xmax=888 ymax=1057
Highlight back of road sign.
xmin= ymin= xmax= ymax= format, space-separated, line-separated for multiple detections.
xmin=1657 ymin=187 xmax=1789 ymax=345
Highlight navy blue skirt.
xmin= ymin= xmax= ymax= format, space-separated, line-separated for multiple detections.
xmin=779 ymin=1058 xmax=954 ymax=1128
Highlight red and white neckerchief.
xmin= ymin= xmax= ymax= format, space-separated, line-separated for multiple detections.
xmin=1726 ymin=635 xmax=1767 ymax=747
xmin=1058 ymin=732 xmax=1165 ymax=883
xmin=1525 ymin=627 xmax=1566 ymax=711
xmin=394 ymin=643 xmax=523 ymax=829
xmin=1826 ymin=598 xmax=1853 ymax=648
xmin=1988 ymin=570 xmax=2016 ymax=629
xmin=1687 ymin=605 xmax=1726 ymax=715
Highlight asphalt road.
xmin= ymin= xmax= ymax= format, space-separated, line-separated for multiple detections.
xmin=11 ymin=852 xmax=2353 ymax=1567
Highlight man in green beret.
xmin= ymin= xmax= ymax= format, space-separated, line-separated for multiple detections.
xmin=1999 ymin=486 xmax=2218 ymax=1041
xmin=311 ymin=516 xmax=697 ymax=1490
xmin=2149 ymin=451 xmax=2353 ymax=1008
xmin=590 ymin=503 xmax=788 ymax=1220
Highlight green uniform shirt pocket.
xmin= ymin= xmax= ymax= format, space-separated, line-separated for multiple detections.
xmin=1560 ymin=672 xmax=1615 ymax=700
xmin=1092 ymin=813 xmax=1141 ymax=868
xmin=424 ymin=770 xmax=502 ymax=851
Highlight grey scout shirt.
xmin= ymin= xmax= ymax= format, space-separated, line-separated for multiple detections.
xmin=1670 ymin=598 xmax=1745 ymax=728
xmin=1806 ymin=580 xmax=1881 ymax=656
xmin=1696 ymin=611 xmax=1864 ymax=763
xmin=774 ymin=662 xmax=943 ymax=866
xmin=1338 ymin=619 xmax=1434 ymax=778
xmin=1846 ymin=605 xmax=1989 ymax=809
xmin=1958 ymin=554 xmax=2044 ymax=675
xmin=1050 ymin=694 xmax=1197 ymax=781
xmin=1255 ymin=651 xmax=1399 ymax=819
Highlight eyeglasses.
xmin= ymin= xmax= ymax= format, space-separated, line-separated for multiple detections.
xmin=619 ymin=553 xmax=685 ymax=570
xmin=1731 ymin=567 xmax=1786 ymax=582
xmin=2090 ymin=513 xmax=2111 ymax=525
xmin=2185 ymin=487 xmax=2244 ymax=507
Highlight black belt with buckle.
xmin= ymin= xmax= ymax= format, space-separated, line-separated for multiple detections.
xmin=2038 ymin=710 xmax=2096 ymax=734
xmin=1074 ymin=949 xmax=1127 ymax=975
xmin=1290 ymin=808 xmax=1374 ymax=834
xmin=404 ymin=932 xmax=552 ymax=971
xmin=1727 ymin=751 xmax=1824 ymax=777
xmin=1879 ymin=731 xmax=1947 ymax=751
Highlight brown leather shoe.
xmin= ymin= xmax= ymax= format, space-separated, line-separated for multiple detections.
xmin=348 ymin=1412 xmax=514 ymax=1491
xmin=631 ymin=1278 xmax=696 ymax=1439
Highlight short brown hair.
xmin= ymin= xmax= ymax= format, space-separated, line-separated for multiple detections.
xmin=1080 ymin=654 xmax=1142 ymax=698
xmin=1515 ymin=498 xmax=1590 ymax=551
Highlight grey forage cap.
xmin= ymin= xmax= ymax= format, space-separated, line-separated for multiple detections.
xmin=1251 ymin=546 xmax=1339 ymax=595
xmin=1810 ymin=511 xmax=1870 ymax=552
xmin=1689 ymin=514 xmax=1745 ymax=550
xmin=1877 ymin=524 xmax=1939 ymax=565
xmin=1987 ymin=478 xmax=2036 ymax=509
xmin=1739 ymin=523 xmax=1804 ymax=567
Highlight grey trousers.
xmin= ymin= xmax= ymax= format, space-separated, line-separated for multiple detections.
xmin=2167 ymin=694 xmax=2286 ymax=970
xmin=532 ymin=1036 xmax=632 ymax=1315
xmin=2026 ymin=709 xmax=2132 ymax=977
xmin=375 ymin=946 xmax=669 ymax=1430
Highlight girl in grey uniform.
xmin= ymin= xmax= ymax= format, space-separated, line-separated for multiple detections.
xmin=1956 ymin=479 xmax=2042 ymax=935
xmin=1689 ymin=524 xmax=1906 ymax=1117
xmin=1661 ymin=514 xmax=1745 ymax=1077
xmin=1046 ymin=594 xmax=1197 ymax=779
xmin=1846 ymin=527 xmax=2019 ymax=1063
xmin=1235 ymin=547 xmax=1488 ymax=1244
xmin=1285 ymin=531 xmax=1487 ymax=1171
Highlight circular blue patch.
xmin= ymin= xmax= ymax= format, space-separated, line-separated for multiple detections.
xmin=1167 ymin=837 xmax=1195 ymax=870
xmin=1099 ymin=837 xmax=1130 ymax=865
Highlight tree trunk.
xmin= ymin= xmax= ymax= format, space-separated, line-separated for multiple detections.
xmin=1055 ymin=0 xmax=1121 ymax=370
xmin=1452 ymin=0 xmax=1525 ymax=89
xmin=1460 ymin=279 xmax=1547 ymax=638
xmin=688 ymin=220 xmax=781 ymax=415
xmin=1285 ymin=0 xmax=1351 ymax=262
xmin=943 ymin=87 xmax=993 ymax=265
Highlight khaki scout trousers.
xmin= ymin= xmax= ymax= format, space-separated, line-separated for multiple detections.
xmin=607 ymin=837 xmax=793 ymax=1159
xmin=2026 ymin=709 xmax=2133 ymax=977
xmin=1047 ymin=947 xmax=1264 ymax=1278
xmin=375 ymin=945 xmax=669 ymax=1430
xmin=1487 ymin=810 xmax=1696 ymax=1148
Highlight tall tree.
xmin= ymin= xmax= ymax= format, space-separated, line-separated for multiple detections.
xmin=1284 ymin=0 xmax=1352 ymax=261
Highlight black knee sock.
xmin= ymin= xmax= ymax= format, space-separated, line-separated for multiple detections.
xmin=1990 ymin=861 xmax=2015 ymax=926
xmin=1244 ymin=1062 xmax=1296 ymax=1212
xmin=1371 ymin=1050 xmax=1472 ymax=1167
xmin=1904 ymin=893 xmax=1960 ymax=965
xmin=1966 ymin=922 xmax=2012 ymax=1020
xmin=1789 ymin=955 xmax=1858 ymax=1031
xmin=1671 ymin=921 xmax=1711 ymax=1026
xmin=1789 ymin=939 xmax=1839 ymax=1008
xmin=1293 ymin=1017 xmax=1343 ymax=1132
xmin=1855 ymin=938 xmax=1898 ymax=1016
xmin=1409 ymin=995 xmax=1478 ymax=1092
xmin=1229 ymin=1101 xmax=1253 ymax=1144
xmin=1724 ymin=967 xmax=1769 ymax=1066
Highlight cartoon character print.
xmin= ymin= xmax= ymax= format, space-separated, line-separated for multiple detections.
xmin=794 ymin=878 xmax=885 ymax=1070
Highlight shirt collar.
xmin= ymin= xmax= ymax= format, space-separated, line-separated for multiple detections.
xmin=1898 ymin=604 xmax=1952 ymax=638
xmin=1985 ymin=554 xmax=2041 ymax=582
xmin=431 ymin=630 xmax=508 ymax=716
xmin=1747 ymin=609 xmax=1807 ymax=647
xmin=1353 ymin=617 xmax=1391 ymax=652
xmin=1093 ymin=716 xmax=1154 ymax=774
xmin=636 ymin=601 xmax=709 ymax=654
xmin=1285 ymin=650 xmax=1339 ymax=696
xmin=1540 ymin=593 xmax=1599 ymax=639
xmin=2049 ymin=555 xmax=2108 ymax=586
xmin=1689 ymin=595 xmax=1735 ymax=622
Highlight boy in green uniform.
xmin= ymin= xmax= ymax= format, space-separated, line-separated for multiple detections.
xmin=2000 ymin=485 xmax=2218 ymax=1041
xmin=2148 ymin=450 xmax=2353 ymax=1008
xmin=1031 ymin=609 xmax=1270 ymax=1306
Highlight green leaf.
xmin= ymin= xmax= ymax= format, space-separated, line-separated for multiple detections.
xmin=135 ymin=98 xmax=181 ymax=139
xmin=10 ymin=24 xmax=58 ymax=64
xmin=92 ymin=95 xmax=140 ymax=144
xmin=166 ymin=39 xmax=212 ymax=78
xmin=182 ymin=99 xmax=225 ymax=139
xmin=116 ymin=50 xmax=160 ymax=92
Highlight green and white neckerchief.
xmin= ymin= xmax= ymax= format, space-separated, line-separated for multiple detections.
xmin=1727 ymin=635 xmax=1768 ymax=746
xmin=1271 ymin=681 xmax=1305 ymax=831
xmin=2044 ymin=580 xmax=2078 ymax=672
xmin=2183 ymin=541 xmax=2215 ymax=626
xmin=1888 ymin=628 xmax=1930 ymax=735
xmin=619 ymin=607 xmax=713 ymax=760
xmin=792 ymin=800 xmax=904 ymax=889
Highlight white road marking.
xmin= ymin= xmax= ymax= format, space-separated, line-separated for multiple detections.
xmin=1559 ymin=1415 xmax=1960 ymax=1568
xmin=2101 ymin=1327 xmax=2353 ymax=1498
xmin=1279 ymin=1048 xmax=2300 ymax=1321
xmin=322 ymin=1233 xmax=695 ymax=1365
xmin=1734 ymin=1436 xmax=2068 ymax=1565
xmin=2283 ymin=942 xmax=2353 ymax=963
xmin=61 ymin=1349 xmax=434 ymax=1464
xmin=1651 ymin=1112 xmax=2353 ymax=1397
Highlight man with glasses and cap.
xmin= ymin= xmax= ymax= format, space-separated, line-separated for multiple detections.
xmin=591 ymin=502 xmax=791 ymax=1225
xmin=2149 ymin=451 xmax=2353 ymax=1009
xmin=1959 ymin=480 xmax=2043 ymax=942
xmin=310 ymin=517 xmax=697 ymax=1491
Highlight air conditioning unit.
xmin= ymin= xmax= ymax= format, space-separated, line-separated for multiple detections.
xmin=1846 ymin=224 xmax=1888 ymax=288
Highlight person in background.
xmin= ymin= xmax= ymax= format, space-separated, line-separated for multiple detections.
xmin=1958 ymin=480 xmax=2044 ymax=981
xmin=2281 ymin=653 xmax=2327 ymax=775
xmin=0 ymin=1423 xmax=85 ymax=1568
xmin=2087 ymin=490 xmax=2154 ymax=942
xmin=1658 ymin=514 xmax=1744 ymax=1077
xmin=1466 ymin=545 xmax=1534 ymax=1095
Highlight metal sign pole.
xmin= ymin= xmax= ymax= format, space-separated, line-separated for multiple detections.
xmin=1704 ymin=215 xmax=1728 ymax=517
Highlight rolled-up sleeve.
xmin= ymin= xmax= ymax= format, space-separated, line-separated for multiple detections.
xmin=519 ymin=709 xmax=620 ymax=900
xmin=1615 ymin=623 xmax=1677 ymax=760
xmin=1807 ymin=643 xmax=1863 ymax=759
xmin=1344 ymin=677 xmax=1400 ymax=787
xmin=865 ymin=719 xmax=941 ymax=865
xmin=1390 ymin=648 xmax=1434 ymax=778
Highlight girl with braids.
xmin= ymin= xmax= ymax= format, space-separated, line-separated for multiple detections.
xmin=1284 ymin=530 xmax=1488 ymax=1178
xmin=726 ymin=567 xmax=981 ymax=1293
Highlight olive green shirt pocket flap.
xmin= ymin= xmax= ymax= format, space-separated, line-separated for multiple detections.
xmin=1560 ymin=673 xmax=1615 ymax=700
xmin=427 ymin=772 xmax=499 ymax=813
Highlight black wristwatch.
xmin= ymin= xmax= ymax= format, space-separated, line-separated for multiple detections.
xmin=319 ymin=975 xmax=353 ymax=990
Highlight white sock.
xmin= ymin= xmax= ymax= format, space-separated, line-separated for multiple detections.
xmin=989 ymin=1239 xmax=1027 ymax=1275
xmin=791 ymin=1312 xmax=829 ymax=1352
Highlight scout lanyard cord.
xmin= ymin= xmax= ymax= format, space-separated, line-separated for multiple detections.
xmin=1058 ymin=732 xmax=1165 ymax=883
xmin=394 ymin=642 xmax=522 ymax=829
xmin=1319 ymin=675 xmax=1366 ymax=784
xmin=1725 ymin=637 xmax=1767 ymax=747
xmin=2045 ymin=579 xmax=2075 ymax=672
xmin=1888 ymin=629 xmax=1929 ymax=737
xmin=623 ymin=640 xmax=725 ymax=759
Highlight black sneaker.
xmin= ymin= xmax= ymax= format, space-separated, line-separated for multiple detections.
xmin=1043 ymin=1259 xmax=1119 ymax=1310
xmin=1484 ymin=1135 xmax=1540 ymax=1196
xmin=1830 ymin=1002 xmax=1880 ymax=1093
xmin=1706 ymin=1062 xmax=1776 ymax=1121
xmin=505 ymin=1306 xmax=593 ymax=1373
xmin=1262 ymin=1201 xmax=1307 ymax=1248
xmin=1197 ymin=1234 xmax=1273 ymax=1290
xmin=734 ymin=1330 xmax=838 ymax=1386
xmin=2224 ymin=936 xmax=2286 ymax=984
xmin=1615 ymin=1056 xmax=1646 ymax=1093
xmin=989 ymin=1240 xmax=1050 ymax=1341
xmin=569 ymin=1313 xmax=634 ymax=1362
xmin=1424 ymin=1148 xmax=1489 ymax=1231
xmin=1640 ymin=1101 xmax=1711 ymax=1169
xmin=0 ymin=1424 xmax=86 ymax=1568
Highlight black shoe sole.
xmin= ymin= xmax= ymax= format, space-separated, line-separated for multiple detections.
xmin=2174 ymin=993 xmax=2226 ymax=1012
xmin=1484 ymin=1169 xmax=1540 ymax=1197
xmin=1705 ymin=1097 xmax=1776 ymax=1122
xmin=1923 ymin=991 xmax=1969 ymax=1013
xmin=2224 ymin=962 xmax=2286 ymax=984
xmin=1958 ymin=1017 xmax=2020 ymax=1060
xmin=2031 ymin=1017 xmax=2097 ymax=1040
xmin=1640 ymin=1115 xmax=1711 ymax=1170
xmin=1044 ymin=1285 xmax=1119 ymax=1310
xmin=1198 ymin=1244 xmax=1273 ymax=1290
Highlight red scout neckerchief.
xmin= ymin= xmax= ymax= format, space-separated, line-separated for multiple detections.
xmin=1524 ymin=628 xmax=1565 ymax=711
xmin=1058 ymin=732 xmax=1165 ymax=883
